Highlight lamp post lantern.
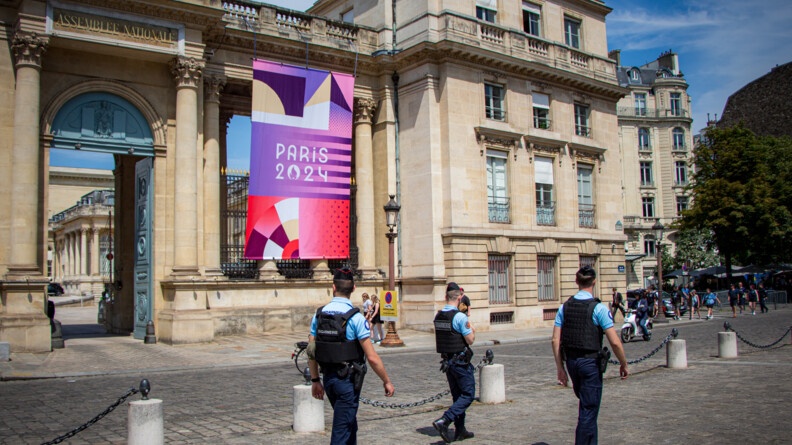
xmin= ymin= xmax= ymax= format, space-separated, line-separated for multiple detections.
xmin=653 ymin=220 xmax=665 ymax=291
xmin=381 ymin=195 xmax=404 ymax=347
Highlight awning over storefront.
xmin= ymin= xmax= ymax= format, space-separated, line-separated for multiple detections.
xmin=625 ymin=254 xmax=646 ymax=262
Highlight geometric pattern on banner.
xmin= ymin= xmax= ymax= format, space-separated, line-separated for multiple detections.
xmin=245 ymin=59 xmax=354 ymax=259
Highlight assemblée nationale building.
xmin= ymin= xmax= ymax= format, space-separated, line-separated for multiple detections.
xmin=1 ymin=0 xmax=631 ymax=352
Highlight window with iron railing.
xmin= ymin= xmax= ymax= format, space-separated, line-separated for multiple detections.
xmin=676 ymin=196 xmax=689 ymax=215
xmin=537 ymin=255 xmax=556 ymax=301
xmin=640 ymin=161 xmax=653 ymax=186
xmin=488 ymin=254 xmax=511 ymax=304
xmin=577 ymin=164 xmax=595 ymax=227
xmin=532 ymin=92 xmax=551 ymax=129
xmin=670 ymin=93 xmax=682 ymax=116
xmin=638 ymin=127 xmax=651 ymax=150
xmin=675 ymin=161 xmax=688 ymax=185
xmin=642 ymin=196 xmax=655 ymax=218
xmin=522 ymin=2 xmax=541 ymax=36
xmin=487 ymin=150 xmax=510 ymax=223
xmin=535 ymin=157 xmax=555 ymax=225
xmin=578 ymin=203 xmax=596 ymax=228
xmin=673 ymin=127 xmax=685 ymax=150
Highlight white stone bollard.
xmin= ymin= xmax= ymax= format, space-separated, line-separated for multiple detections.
xmin=0 ymin=342 xmax=9 ymax=361
xmin=293 ymin=384 xmax=325 ymax=433
xmin=479 ymin=364 xmax=505 ymax=404
xmin=127 ymin=399 xmax=163 ymax=445
xmin=719 ymin=332 xmax=738 ymax=358
xmin=666 ymin=339 xmax=687 ymax=369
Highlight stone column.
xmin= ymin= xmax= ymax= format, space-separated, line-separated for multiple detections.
xmin=169 ymin=57 xmax=204 ymax=276
xmin=80 ymin=228 xmax=88 ymax=278
xmin=353 ymin=98 xmax=377 ymax=275
xmin=203 ymin=76 xmax=224 ymax=276
xmin=92 ymin=228 xmax=100 ymax=277
xmin=0 ymin=32 xmax=50 ymax=353
xmin=7 ymin=32 xmax=47 ymax=276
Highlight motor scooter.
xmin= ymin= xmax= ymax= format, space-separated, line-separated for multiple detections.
xmin=621 ymin=308 xmax=652 ymax=343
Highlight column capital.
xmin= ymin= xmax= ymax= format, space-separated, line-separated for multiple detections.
xmin=12 ymin=31 xmax=48 ymax=69
xmin=170 ymin=56 xmax=205 ymax=89
xmin=204 ymin=76 xmax=226 ymax=104
xmin=353 ymin=97 xmax=378 ymax=125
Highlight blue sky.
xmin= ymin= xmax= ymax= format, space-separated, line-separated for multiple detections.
xmin=52 ymin=0 xmax=792 ymax=170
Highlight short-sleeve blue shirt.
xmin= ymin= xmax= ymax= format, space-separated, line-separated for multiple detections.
xmin=553 ymin=290 xmax=614 ymax=330
xmin=310 ymin=297 xmax=371 ymax=341
xmin=440 ymin=304 xmax=473 ymax=336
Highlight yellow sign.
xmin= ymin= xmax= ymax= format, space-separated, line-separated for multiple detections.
xmin=53 ymin=8 xmax=178 ymax=48
xmin=379 ymin=290 xmax=398 ymax=321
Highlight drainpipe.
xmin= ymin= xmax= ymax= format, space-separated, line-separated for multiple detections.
xmin=391 ymin=0 xmax=402 ymax=282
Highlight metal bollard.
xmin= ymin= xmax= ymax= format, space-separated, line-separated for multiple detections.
xmin=666 ymin=339 xmax=687 ymax=369
xmin=718 ymin=331 xmax=738 ymax=358
xmin=293 ymin=384 xmax=325 ymax=433
xmin=479 ymin=364 xmax=505 ymax=404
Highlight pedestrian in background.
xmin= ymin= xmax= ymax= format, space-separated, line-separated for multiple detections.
xmin=737 ymin=282 xmax=747 ymax=314
xmin=361 ymin=293 xmax=372 ymax=325
xmin=308 ymin=269 xmax=395 ymax=445
xmin=369 ymin=294 xmax=383 ymax=345
xmin=610 ymin=287 xmax=625 ymax=320
xmin=433 ymin=282 xmax=476 ymax=443
xmin=673 ymin=285 xmax=685 ymax=320
xmin=703 ymin=288 xmax=719 ymax=320
xmin=747 ymin=283 xmax=759 ymax=315
xmin=690 ymin=289 xmax=701 ymax=320
xmin=758 ymin=282 xmax=770 ymax=313
xmin=551 ymin=266 xmax=628 ymax=445
xmin=728 ymin=284 xmax=739 ymax=318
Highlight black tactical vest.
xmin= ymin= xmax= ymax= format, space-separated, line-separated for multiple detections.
xmin=560 ymin=297 xmax=603 ymax=353
xmin=434 ymin=309 xmax=468 ymax=354
xmin=314 ymin=307 xmax=365 ymax=365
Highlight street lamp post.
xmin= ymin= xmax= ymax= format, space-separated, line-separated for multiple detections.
xmin=653 ymin=220 xmax=665 ymax=292
xmin=380 ymin=195 xmax=404 ymax=347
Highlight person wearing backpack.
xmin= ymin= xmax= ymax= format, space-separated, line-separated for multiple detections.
xmin=308 ymin=269 xmax=395 ymax=444
xmin=703 ymin=288 xmax=720 ymax=320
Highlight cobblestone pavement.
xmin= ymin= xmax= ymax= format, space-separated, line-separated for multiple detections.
xmin=1 ymin=306 xmax=790 ymax=444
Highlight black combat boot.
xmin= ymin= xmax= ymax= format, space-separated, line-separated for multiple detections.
xmin=433 ymin=417 xmax=452 ymax=443
xmin=455 ymin=427 xmax=475 ymax=441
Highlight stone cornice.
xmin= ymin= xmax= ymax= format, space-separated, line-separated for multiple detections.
xmin=65 ymin=0 xmax=222 ymax=28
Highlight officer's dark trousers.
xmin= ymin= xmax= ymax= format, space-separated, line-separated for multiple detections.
xmin=566 ymin=357 xmax=602 ymax=445
xmin=324 ymin=369 xmax=361 ymax=445
xmin=444 ymin=362 xmax=475 ymax=432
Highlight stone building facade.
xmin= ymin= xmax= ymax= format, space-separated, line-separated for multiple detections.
xmin=611 ymin=50 xmax=694 ymax=288
xmin=1 ymin=0 xmax=626 ymax=352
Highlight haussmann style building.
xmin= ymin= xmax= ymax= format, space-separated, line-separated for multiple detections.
xmin=1 ymin=0 xmax=627 ymax=352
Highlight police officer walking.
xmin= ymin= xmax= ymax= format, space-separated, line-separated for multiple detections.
xmin=308 ymin=269 xmax=395 ymax=445
xmin=432 ymin=282 xmax=476 ymax=443
xmin=551 ymin=266 xmax=628 ymax=445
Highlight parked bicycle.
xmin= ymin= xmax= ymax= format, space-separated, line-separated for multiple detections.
xmin=292 ymin=341 xmax=309 ymax=376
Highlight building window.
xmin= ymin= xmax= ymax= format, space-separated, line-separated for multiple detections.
xmin=485 ymin=83 xmax=505 ymax=121
xmin=476 ymin=0 xmax=497 ymax=22
xmin=676 ymin=196 xmax=689 ymax=215
xmin=488 ymin=254 xmax=511 ymax=304
xmin=535 ymin=156 xmax=555 ymax=225
xmin=537 ymin=255 xmax=556 ymax=301
xmin=564 ymin=17 xmax=581 ymax=49
xmin=640 ymin=161 xmax=653 ymax=186
xmin=638 ymin=127 xmax=651 ymax=150
xmin=675 ymin=161 xmax=688 ymax=185
xmin=522 ymin=2 xmax=541 ymax=36
xmin=644 ymin=237 xmax=656 ymax=255
xmin=341 ymin=8 xmax=354 ymax=23
xmin=629 ymin=69 xmax=641 ymax=83
xmin=670 ymin=92 xmax=682 ymax=116
xmin=487 ymin=149 xmax=510 ymax=223
xmin=642 ymin=196 xmax=655 ymax=218
xmin=574 ymin=103 xmax=590 ymax=137
xmin=532 ymin=92 xmax=550 ymax=129
xmin=577 ymin=164 xmax=595 ymax=227
xmin=634 ymin=93 xmax=647 ymax=116
xmin=673 ymin=127 xmax=685 ymax=150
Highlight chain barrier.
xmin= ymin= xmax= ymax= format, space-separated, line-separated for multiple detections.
xmin=723 ymin=322 xmax=792 ymax=349
xmin=360 ymin=351 xmax=494 ymax=409
xmin=40 ymin=380 xmax=150 ymax=445
xmin=608 ymin=328 xmax=678 ymax=365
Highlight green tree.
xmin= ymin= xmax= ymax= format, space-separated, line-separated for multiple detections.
xmin=678 ymin=125 xmax=792 ymax=271
xmin=670 ymin=228 xmax=720 ymax=270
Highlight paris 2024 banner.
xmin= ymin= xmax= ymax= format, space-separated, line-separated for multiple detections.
xmin=244 ymin=59 xmax=354 ymax=260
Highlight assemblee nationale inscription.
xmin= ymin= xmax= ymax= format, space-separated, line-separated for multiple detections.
xmin=53 ymin=8 xmax=178 ymax=48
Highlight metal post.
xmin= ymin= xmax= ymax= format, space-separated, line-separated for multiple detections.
xmin=381 ymin=232 xmax=404 ymax=347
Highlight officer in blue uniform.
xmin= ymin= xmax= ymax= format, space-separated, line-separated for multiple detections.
xmin=308 ymin=269 xmax=395 ymax=445
xmin=551 ymin=266 xmax=629 ymax=445
xmin=432 ymin=282 xmax=476 ymax=443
